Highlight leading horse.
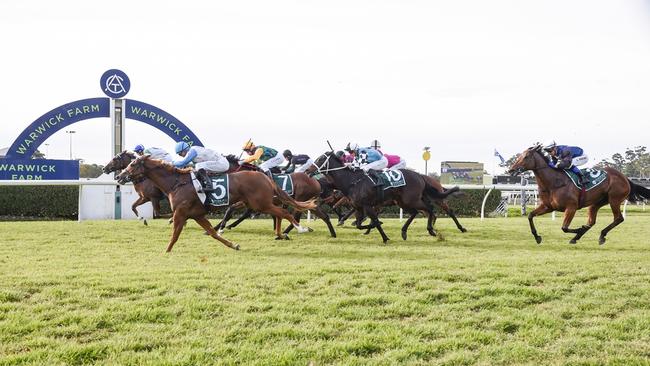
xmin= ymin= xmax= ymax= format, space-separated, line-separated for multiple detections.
xmin=509 ymin=144 xmax=650 ymax=245
xmin=103 ymin=151 xmax=167 ymax=225
xmin=117 ymin=156 xmax=317 ymax=252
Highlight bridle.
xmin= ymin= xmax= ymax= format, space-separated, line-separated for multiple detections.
xmin=314 ymin=153 xmax=349 ymax=174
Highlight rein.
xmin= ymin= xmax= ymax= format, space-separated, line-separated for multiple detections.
xmin=315 ymin=154 xmax=350 ymax=174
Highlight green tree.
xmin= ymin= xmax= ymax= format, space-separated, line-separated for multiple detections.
xmin=596 ymin=146 xmax=650 ymax=178
xmin=500 ymin=154 xmax=520 ymax=169
xmin=80 ymin=164 xmax=104 ymax=178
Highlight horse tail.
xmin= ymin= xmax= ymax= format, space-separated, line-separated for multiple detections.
xmin=272 ymin=184 xmax=317 ymax=211
xmin=423 ymin=179 xmax=460 ymax=200
xmin=627 ymin=179 xmax=650 ymax=203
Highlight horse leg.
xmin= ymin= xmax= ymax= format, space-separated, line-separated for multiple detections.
xmin=599 ymin=200 xmax=625 ymax=245
xmin=570 ymin=203 xmax=604 ymax=243
xmin=214 ymin=206 xmax=236 ymax=233
xmin=194 ymin=216 xmax=239 ymax=250
xmin=438 ymin=201 xmax=467 ymax=233
xmin=151 ymin=197 xmax=161 ymax=219
xmin=332 ymin=206 xmax=345 ymax=223
xmin=313 ymin=205 xmax=337 ymax=238
xmin=364 ymin=205 xmax=389 ymax=243
xmin=166 ymin=212 xmax=187 ymax=252
xmin=401 ymin=209 xmax=419 ymax=240
xmin=227 ymin=208 xmax=255 ymax=230
xmin=338 ymin=207 xmax=356 ymax=226
xmin=526 ymin=204 xmax=553 ymax=244
xmin=269 ymin=214 xmax=288 ymax=240
xmin=561 ymin=207 xmax=590 ymax=244
xmin=131 ymin=196 xmax=150 ymax=226
xmin=283 ymin=211 xmax=301 ymax=235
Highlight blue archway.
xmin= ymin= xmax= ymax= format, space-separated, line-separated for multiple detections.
xmin=5 ymin=97 xmax=203 ymax=159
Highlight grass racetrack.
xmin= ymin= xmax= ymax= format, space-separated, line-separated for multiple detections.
xmin=1 ymin=214 xmax=650 ymax=365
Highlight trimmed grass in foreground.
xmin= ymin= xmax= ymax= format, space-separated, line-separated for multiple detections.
xmin=1 ymin=216 xmax=650 ymax=365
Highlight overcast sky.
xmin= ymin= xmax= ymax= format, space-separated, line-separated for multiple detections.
xmin=1 ymin=0 xmax=649 ymax=174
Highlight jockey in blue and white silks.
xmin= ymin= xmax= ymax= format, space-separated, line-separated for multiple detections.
xmin=173 ymin=142 xmax=229 ymax=191
xmin=543 ymin=141 xmax=589 ymax=186
xmin=355 ymin=146 xmax=388 ymax=172
xmin=133 ymin=144 xmax=173 ymax=162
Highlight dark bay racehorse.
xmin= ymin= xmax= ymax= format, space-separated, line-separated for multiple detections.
xmin=103 ymin=151 xmax=166 ymax=225
xmin=509 ymin=144 xmax=650 ymax=245
xmin=309 ymin=151 xmax=460 ymax=242
xmin=334 ymin=175 xmax=468 ymax=233
xmin=117 ymin=156 xmax=317 ymax=252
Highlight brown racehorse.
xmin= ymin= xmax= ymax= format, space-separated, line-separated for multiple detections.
xmin=103 ymin=151 xmax=167 ymax=225
xmin=116 ymin=155 xmax=317 ymax=252
xmin=508 ymin=144 xmax=650 ymax=245
xmin=214 ymin=157 xmax=338 ymax=237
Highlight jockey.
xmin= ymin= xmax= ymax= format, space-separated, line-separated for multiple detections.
xmin=383 ymin=153 xmax=406 ymax=170
xmin=342 ymin=142 xmax=358 ymax=164
xmin=133 ymin=144 xmax=173 ymax=162
xmin=173 ymin=141 xmax=229 ymax=190
xmin=281 ymin=149 xmax=314 ymax=173
xmin=543 ymin=141 xmax=589 ymax=187
xmin=351 ymin=146 xmax=388 ymax=187
xmin=242 ymin=141 xmax=284 ymax=179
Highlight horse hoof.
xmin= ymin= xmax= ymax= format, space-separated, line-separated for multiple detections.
xmin=569 ymin=239 xmax=577 ymax=245
xmin=383 ymin=239 xmax=390 ymax=244
xmin=275 ymin=236 xmax=283 ymax=240
xmin=428 ymin=230 xmax=437 ymax=237
xmin=401 ymin=231 xmax=407 ymax=240
xmin=226 ymin=226 xmax=233 ymax=230
xmin=337 ymin=221 xmax=345 ymax=226
xmin=599 ymin=237 xmax=606 ymax=245
xmin=217 ymin=229 xmax=224 ymax=235
xmin=308 ymin=227 xmax=314 ymax=232
xmin=284 ymin=235 xmax=291 ymax=240
xmin=460 ymin=228 xmax=467 ymax=233
xmin=234 ymin=244 xmax=240 ymax=250
xmin=535 ymin=236 xmax=542 ymax=244
xmin=143 ymin=219 xmax=148 ymax=226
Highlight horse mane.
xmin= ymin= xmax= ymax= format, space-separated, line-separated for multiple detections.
xmin=139 ymin=155 xmax=193 ymax=174
xmin=225 ymin=154 xmax=239 ymax=164
xmin=119 ymin=150 xmax=136 ymax=160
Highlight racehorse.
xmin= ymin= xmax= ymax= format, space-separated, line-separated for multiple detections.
xmin=333 ymin=176 xmax=468 ymax=233
xmin=309 ymin=151 xmax=460 ymax=242
xmin=116 ymin=155 xmax=317 ymax=252
xmin=102 ymin=151 xmax=167 ymax=225
xmin=214 ymin=155 xmax=338 ymax=237
xmin=508 ymin=144 xmax=650 ymax=245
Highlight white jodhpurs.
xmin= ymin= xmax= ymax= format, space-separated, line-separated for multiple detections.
xmin=571 ymin=155 xmax=589 ymax=167
xmin=361 ymin=156 xmax=388 ymax=172
xmin=294 ymin=159 xmax=315 ymax=173
xmin=195 ymin=157 xmax=229 ymax=173
xmin=259 ymin=152 xmax=285 ymax=172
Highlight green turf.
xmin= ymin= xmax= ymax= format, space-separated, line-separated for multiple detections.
xmin=1 ymin=214 xmax=649 ymax=365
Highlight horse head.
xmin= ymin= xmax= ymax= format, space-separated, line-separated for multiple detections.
xmin=103 ymin=150 xmax=136 ymax=174
xmin=308 ymin=151 xmax=345 ymax=175
xmin=508 ymin=144 xmax=548 ymax=176
xmin=116 ymin=155 xmax=149 ymax=184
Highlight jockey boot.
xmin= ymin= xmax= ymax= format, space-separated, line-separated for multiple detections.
xmin=578 ymin=172 xmax=589 ymax=189
xmin=196 ymin=169 xmax=214 ymax=192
